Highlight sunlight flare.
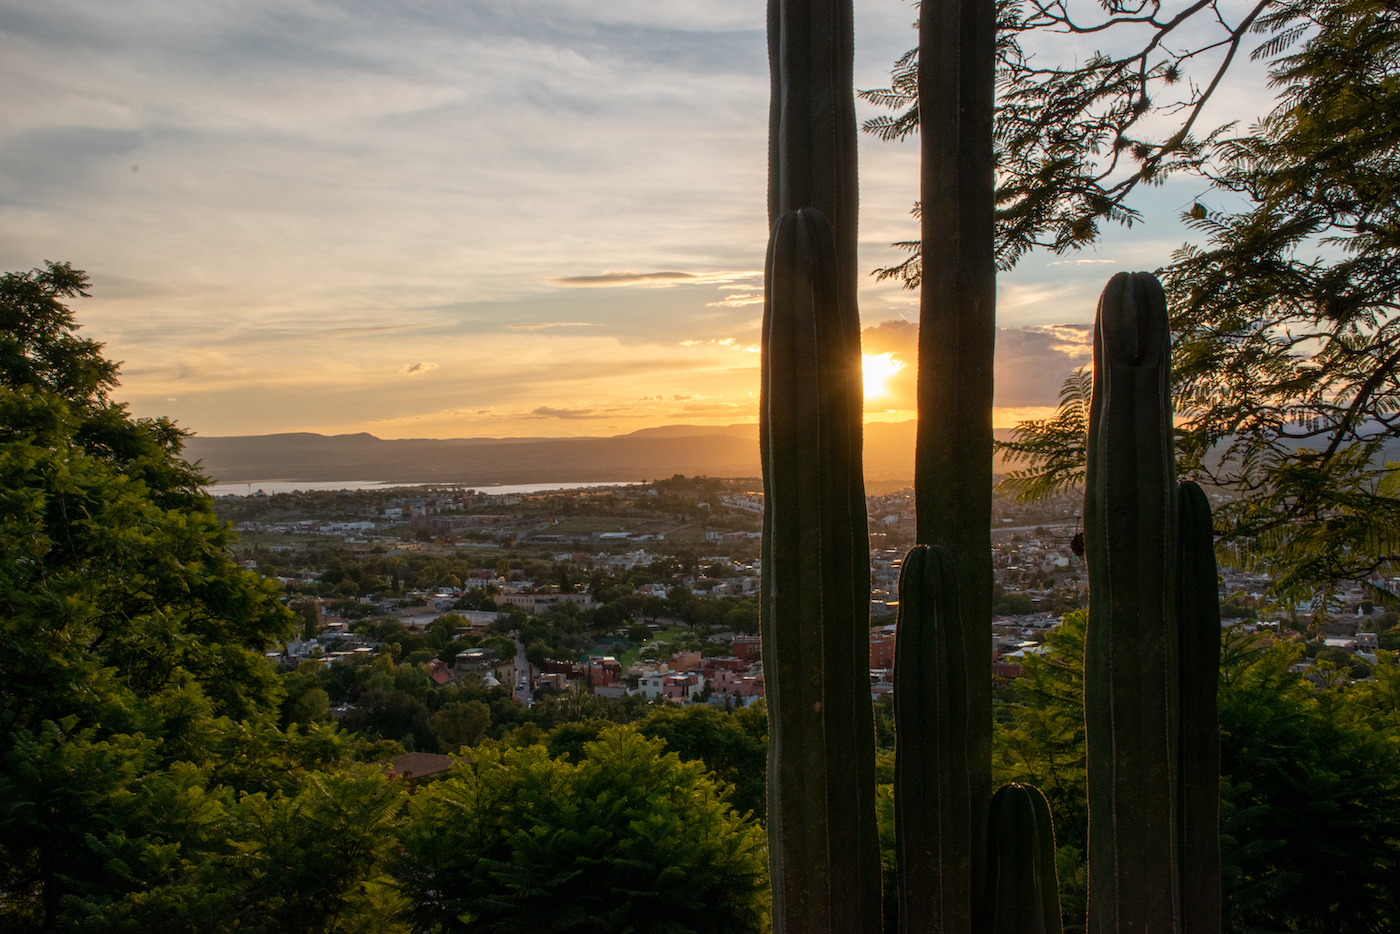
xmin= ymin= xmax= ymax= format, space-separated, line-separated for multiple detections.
xmin=862 ymin=352 xmax=905 ymax=399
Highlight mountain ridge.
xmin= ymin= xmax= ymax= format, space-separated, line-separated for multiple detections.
xmin=185 ymin=422 xmax=1022 ymax=485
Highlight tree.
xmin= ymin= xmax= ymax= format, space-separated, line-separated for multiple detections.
xmin=635 ymin=705 xmax=769 ymax=821
xmin=0 ymin=261 xmax=117 ymax=403
xmin=864 ymin=0 xmax=1400 ymax=601
xmin=0 ymin=264 xmax=403 ymax=927
xmin=396 ymin=726 xmax=768 ymax=932
xmin=992 ymin=611 xmax=1400 ymax=930
xmin=428 ymin=700 xmax=491 ymax=752
xmin=1162 ymin=0 xmax=1400 ymax=600
xmin=861 ymin=0 xmax=1289 ymax=277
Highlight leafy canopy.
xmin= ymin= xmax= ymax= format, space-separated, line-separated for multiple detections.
xmin=994 ymin=612 xmax=1400 ymax=931
xmin=0 ymin=263 xmax=407 ymax=930
xmin=866 ymin=1 xmax=1400 ymax=601
xmin=397 ymin=726 xmax=769 ymax=933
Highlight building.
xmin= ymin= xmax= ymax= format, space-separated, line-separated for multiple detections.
xmin=494 ymin=591 xmax=600 ymax=614
xmin=454 ymin=647 xmax=517 ymax=689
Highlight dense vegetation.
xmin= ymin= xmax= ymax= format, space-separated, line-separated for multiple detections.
xmin=0 ymin=264 xmax=768 ymax=932
xmin=991 ymin=612 xmax=1400 ymax=932
xmin=864 ymin=0 xmax=1400 ymax=607
xmin=7 ymin=264 xmax=1400 ymax=931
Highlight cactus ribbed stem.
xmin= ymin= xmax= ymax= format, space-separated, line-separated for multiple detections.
xmin=1084 ymin=271 xmax=1180 ymax=933
xmin=767 ymin=0 xmax=859 ymax=281
xmin=763 ymin=0 xmax=880 ymax=928
xmin=894 ymin=544 xmax=973 ymax=932
xmin=761 ymin=206 xmax=879 ymax=933
xmin=914 ymin=0 xmax=998 ymax=918
xmin=1177 ymin=480 xmax=1222 ymax=934
xmin=983 ymin=783 xmax=1064 ymax=934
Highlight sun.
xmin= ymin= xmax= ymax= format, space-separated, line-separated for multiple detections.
xmin=862 ymin=353 xmax=905 ymax=400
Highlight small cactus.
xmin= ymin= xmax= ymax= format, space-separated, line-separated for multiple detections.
xmin=983 ymin=783 xmax=1064 ymax=934
xmin=894 ymin=544 xmax=974 ymax=932
xmin=1177 ymin=480 xmax=1222 ymax=934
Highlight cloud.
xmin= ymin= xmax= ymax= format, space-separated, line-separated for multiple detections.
xmin=554 ymin=270 xmax=697 ymax=286
xmin=505 ymin=321 xmax=601 ymax=330
xmin=399 ymin=361 xmax=439 ymax=375
xmin=1047 ymin=258 xmax=1117 ymax=266
xmin=995 ymin=325 xmax=1092 ymax=407
xmin=706 ymin=293 xmax=764 ymax=307
xmin=529 ymin=405 xmax=604 ymax=419
xmin=860 ymin=319 xmax=915 ymax=356
xmin=552 ymin=269 xmax=762 ymax=287
xmin=669 ymin=400 xmax=756 ymax=417
xmin=329 ymin=324 xmax=434 ymax=338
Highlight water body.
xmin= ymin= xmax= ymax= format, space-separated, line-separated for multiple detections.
xmin=205 ymin=479 xmax=642 ymax=498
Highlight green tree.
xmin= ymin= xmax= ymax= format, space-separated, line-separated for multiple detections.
xmin=635 ymin=705 xmax=769 ymax=821
xmin=428 ymin=700 xmax=491 ymax=752
xmin=1162 ymin=0 xmax=1400 ymax=600
xmin=993 ymin=611 xmax=1400 ymax=929
xmin=397 ymin=726 xmax=768 ymax=932
xmin=0 ymin=265 xmax=422 ymax=929
xmin=866 ymin=1 xmax=1400 ymax=603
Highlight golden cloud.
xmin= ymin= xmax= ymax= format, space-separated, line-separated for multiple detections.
xmin=505 ymin=321 xmax=602 ymax=330
xmin=552 ymin=269 xmax=762 ymax=288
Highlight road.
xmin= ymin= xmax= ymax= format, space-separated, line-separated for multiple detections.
xmin=513 ymin=634 xmax=530 ymax=705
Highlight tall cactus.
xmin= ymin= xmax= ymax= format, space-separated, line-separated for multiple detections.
xmin=761 ymin=0 xmax=880 ymax=930
xmin=911 ymin=0 xmax=999 ymax=923
xmin=895 ymin=546 xmax=1063 ymax=932
xmin=1083 ymin=271 xmax=1221 ymax=933
xmin=761 ymin=208 xmax=880 ymax=930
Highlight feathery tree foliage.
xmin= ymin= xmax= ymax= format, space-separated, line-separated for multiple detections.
xmin=396 ymin=727 xmax=768 ymax=933
xmin=866 ymin=0 xmax=1400 ymax=602
xmin=860 ymin=0 xmax=1278 ymax=277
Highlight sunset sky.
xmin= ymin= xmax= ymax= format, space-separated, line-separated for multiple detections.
xmin=0 ymin=0 xmax=1271 ymax=440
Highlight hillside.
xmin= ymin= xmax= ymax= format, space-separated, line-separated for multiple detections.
xmin=183 ymin=422 xmax=1028 ymax=486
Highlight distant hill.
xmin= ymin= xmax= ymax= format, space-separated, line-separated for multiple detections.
xmin=184 ymin=422 xmax=1020 ymax=486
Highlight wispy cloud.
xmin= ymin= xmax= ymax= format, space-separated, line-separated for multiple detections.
xmin=399 ymin=362 xmax=439 ymax=375
xmin=554 ymin=270 xmax=696 ymax=286
xmin=330 ymin=324 xmax=432 ymax=337
xmin=552 ymin=269 xmax=761 ymax=287
xmin=529 ymin=405 xmax=604 ymax=419
xmin=706 ymin=294 xmax=763 ymax=307
xmin=505 ymin=321 xmax=601 ymax=330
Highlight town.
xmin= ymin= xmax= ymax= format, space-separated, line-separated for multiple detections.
xmin=215 ymin=475 xmax=1400 ymax=762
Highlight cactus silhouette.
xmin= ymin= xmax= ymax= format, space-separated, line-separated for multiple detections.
xmin=1083 ymin=271 xmax=1221 ymax=934
xmin=1177 ymin=479 xmax=1223 ymax=933
xmin=760 ymin=1 xmax=880 ymax=931
xmin=760 ymin=209 xmax=880 ymax=930
xmin=893 ymin=0 xmax=1007 ymax=928
xmin=894 ymin=547 xmax=1063 ymax=932
xmin=983 ymin=783 xmax=1064 ymax=934
xmin=909 ymin=0 xmax=999 ymax=925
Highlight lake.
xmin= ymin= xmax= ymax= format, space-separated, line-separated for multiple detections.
xmin=205 ymin=479 xmax=642 ymax=497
